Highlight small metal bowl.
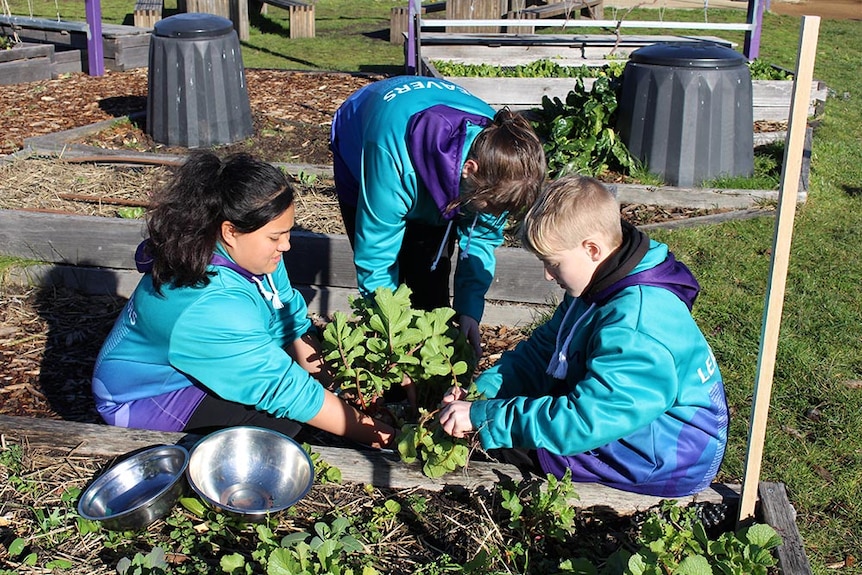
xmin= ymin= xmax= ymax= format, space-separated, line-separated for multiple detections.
xmin=77 ymin=444 xmax=189 ymax=531
xmin=186 ymin=426 xmax=314 ymax=519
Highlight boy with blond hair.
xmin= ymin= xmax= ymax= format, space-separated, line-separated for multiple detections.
xmin=439 ymin=175 xmax=728 ymax=497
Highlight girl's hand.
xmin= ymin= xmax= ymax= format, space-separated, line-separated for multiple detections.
xmin=438 ymin=400 xmax=474 ymax=439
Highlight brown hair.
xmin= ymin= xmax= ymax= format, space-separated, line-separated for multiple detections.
xmin=451 ymin=108 xmax=546 ymax=217
xmin=521 ymin=175 xmax=622 ymax=258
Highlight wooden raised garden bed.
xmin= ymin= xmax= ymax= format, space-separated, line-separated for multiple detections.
xmin=417 ymin=33 xmax=828 ymax=121
xmin=1 ymin=116 xmax=790 ymax=328
xmin=0 ymin=413 xmax=814 ymax=574
xmin=0 ymin=15 xmax=151 ymax=81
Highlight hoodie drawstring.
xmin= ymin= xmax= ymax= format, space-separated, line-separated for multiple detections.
xmin=251 ymin=274 xmax=285 ymax=309
xmin=430 ymin=212 xmax=481 ymax=272
xmin=459 ymin=212 xmax=479 ymax=261
xmin=546 ymin=302 xmax=596 ymax=379
xmin=266 ymin=274 xmax=284 ymax=309
xmin=430 ymin=220 xmax=455 ymax=272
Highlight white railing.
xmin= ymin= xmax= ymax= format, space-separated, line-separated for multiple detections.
xmin=405 ymin=0 xmax=766 ymax=71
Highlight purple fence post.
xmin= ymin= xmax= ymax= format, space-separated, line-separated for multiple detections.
xmin=85 ymin=0 xmax=105 ymax=76
xmin=743 ymin=0 xmax=765 ymax=60
xmin=406 ymin=0 xmax=418 ymax=74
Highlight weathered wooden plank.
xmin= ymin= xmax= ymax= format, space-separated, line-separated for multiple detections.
xmin=134 ymin=0 xmax=163 ymax=29
xmin=0 ymin=168 xmax=785 ymax=304
xmin=0 ymin=210 xmax=558 ymax=304
xmin=0 ymin=210 xmax=147 ymax=268
xmin=184 ymin=0 xmax=250 ymax=41
xmin=391 ymin=2 xmax=448 ymax=45
xmin=752 ymin=79 xmax=828 ymax=120
xmin=440 ymin=75 xmax=824 ymax=120
xmin=611 ymin=184 xmax=791 ymax=209
xmin=287 ymin=4 xmax=315 ymax=39
xmin=0 ymin=15 xmax=89 ymax=35
xmin=446 ymin=0 xmax=509 ymax=33
xmin=420 ymin=32 xmax=734 ymax=49
xmin=6 ymin=264 xmax=552 ymax=326
xmin=0 ymin=414 xmax=739 ymax=513
xmin=0 ymin=53 xmax=53 ymax=84
xmin=518 ymin=0 xmax=604 ymax=26
xmin=50 ymin=47 xmax=85 ymax=77
xmin=0 ymin=42 xmax=53 ymax=63
xmin=758 ymin=482 xmax=813 ymax=575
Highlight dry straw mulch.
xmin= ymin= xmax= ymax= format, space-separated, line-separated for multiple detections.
xmin=0 ymin=157 xmax=347 ymax=234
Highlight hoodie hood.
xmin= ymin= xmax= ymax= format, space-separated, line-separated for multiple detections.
xmin=134 ymin=240 xmax=285 ymax=309
xmin=547 ymin=223 xmax=701 ymax=379
xmin=405 ymin=104 xmax=490 ymax=221
xmin=583 ymin=221 xmax=700 ymax=311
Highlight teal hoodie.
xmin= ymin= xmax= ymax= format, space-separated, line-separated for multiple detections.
xmin=92 ymin=243 xmax=325 ymax=429
xmin=470 ymin=238 xmax=728 ymax=496
xmin=330 ymin=76 xmax=504 ymax=322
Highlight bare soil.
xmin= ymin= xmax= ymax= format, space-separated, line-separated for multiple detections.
xmin=771 ymin=0 xmax=861 ymax=20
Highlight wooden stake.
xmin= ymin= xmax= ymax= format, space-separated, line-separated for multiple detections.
xmin=738 ymin=15 xmax=821 ymax=524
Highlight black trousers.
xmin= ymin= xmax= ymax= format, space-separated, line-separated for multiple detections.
xmin=339 ymin=201 xmax=456 ymax=312
xmin=183 ymin=393 xmax=301 ymax=437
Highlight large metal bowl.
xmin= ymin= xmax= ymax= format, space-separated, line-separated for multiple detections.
xmin=186 ymin=426 xmax=314 ymax=519
xmin=77 ymin=444 xmax=189 ymax=531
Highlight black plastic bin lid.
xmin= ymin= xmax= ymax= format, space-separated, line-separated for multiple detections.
xmin=629 ymin=41 xmax=747 ymax=68
xmin=153 ymin=13 xmax=234 ymax=39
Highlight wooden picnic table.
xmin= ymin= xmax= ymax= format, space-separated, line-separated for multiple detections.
xmin=180 ymin=0 xmax=315 ymax=41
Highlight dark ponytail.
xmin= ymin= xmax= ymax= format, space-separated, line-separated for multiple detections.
xmin=146 ymin=152 xmax=293 ymax=291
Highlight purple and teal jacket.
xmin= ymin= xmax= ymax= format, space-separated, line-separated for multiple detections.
xmin=470 ymin=224 xmax=728 ymax=497
xmin=330 ymin=76 xmax=504 ymax=323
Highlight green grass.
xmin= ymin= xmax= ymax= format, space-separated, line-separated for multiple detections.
xmin=2 ymin=2 xmax=861 ymax=573
xmin=646 ymin=14 xmax=862 ymax=571
xmin=3 ymin=0 xmax=406 ymax=73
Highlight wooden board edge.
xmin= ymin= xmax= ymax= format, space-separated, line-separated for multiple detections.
xmin=758 ymin=482 xmax=814 ymax=575
xmin=0 ymin=414 xmax=739 ymax=515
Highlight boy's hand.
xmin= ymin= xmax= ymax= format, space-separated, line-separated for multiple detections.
xmin=438 ymin=400 xmax=474 ymax=438
xmin=441 ymin=385 xmax=467 ymax=404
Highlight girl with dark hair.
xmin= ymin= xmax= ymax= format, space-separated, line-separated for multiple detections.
xmin=331 ymin=76 xmax=547 ymax=358
xmin=92 ymin=152 xmax=394 ymax=448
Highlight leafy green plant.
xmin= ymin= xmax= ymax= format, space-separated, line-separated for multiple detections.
xmin=294 ymin=169 xmax=319 ymax=186
xmin=499 ymin=470 xmax=579 ymax=545
xmin=117 ymin=206 xmax=146 ymax=219
xmin=321 ymin=284 xmax=477 ymax=477
xmin=607 ymin=501 xmax=782 ymax=575
xmin=529 ymin=72 xmax=635 ymax=179
xmin=272 ymin=516 xmax=373 ymax=575
xmin=304 ymin=443 xmax=343 ymax=484
xmin=116 ymin=546 xmax=170 ymax=575
xmin=748 ymin=58 xmax=792 ymax=80
xmin=434 ymin=59 xmax=599 ymax=79
xmin=321 ymin=284 xmax=473 ymax=414
xmin=0 ymin=442 xmax=24 ymax=475
xmin=396 ymin=407 xmax=472 ymax=478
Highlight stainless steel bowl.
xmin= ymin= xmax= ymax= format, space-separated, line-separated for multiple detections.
xmin=77 ymin=444 xmax=189 ymax=531
xmin=186 ymin=426 xmax=314 ymax=519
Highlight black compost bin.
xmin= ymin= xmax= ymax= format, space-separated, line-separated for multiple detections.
xmin=146 ymin=13 xmax=253 ymax=148
xmin=616 ymin=42 xmax=754 ymax=188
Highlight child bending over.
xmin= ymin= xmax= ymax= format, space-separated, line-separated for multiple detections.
xmin=439 ymin=175 xmax=728 ymax=497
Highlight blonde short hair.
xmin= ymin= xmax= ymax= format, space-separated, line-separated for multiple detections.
xmin=521 ymin=175 xmax=622 ymax=258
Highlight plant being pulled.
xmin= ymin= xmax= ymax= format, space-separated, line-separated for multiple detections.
xmin=321 ymin=285 xmax=478 ymax=477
